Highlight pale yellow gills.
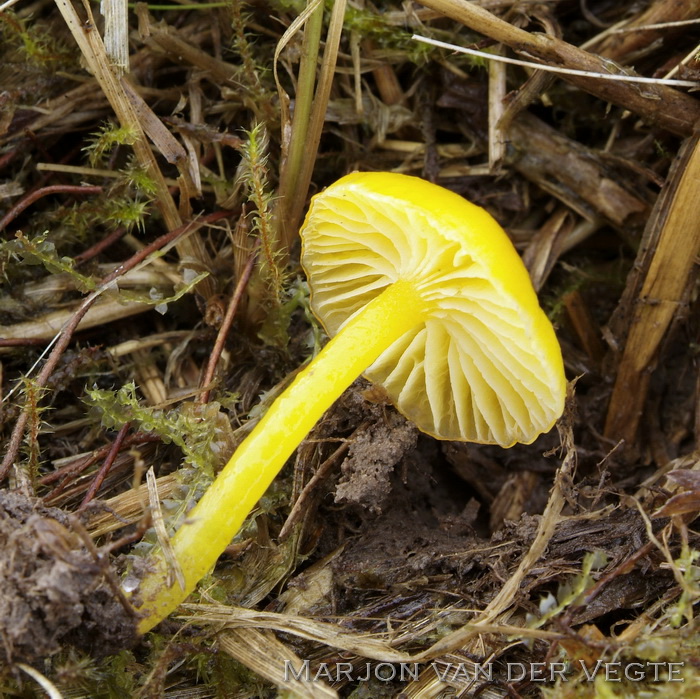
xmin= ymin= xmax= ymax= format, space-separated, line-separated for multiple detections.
xmin=301 ymin=172 xmax=566 ymax=446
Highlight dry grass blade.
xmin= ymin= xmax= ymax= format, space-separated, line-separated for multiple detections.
xmin=217 ymin=628 xmax=337 ymax=699
xmin=190 ymin=604 xmax=567 ymax=697
xmin=181 ymin=603 xmax=418 ymax=663
xmin=594 ymin=0 xmax=700 ymax=61
xmin=414 ymin=36 xmax=700 ymax=87
xmin=402 ymin=654 xmax=507 ymax=698
xmin=417 ymin=416 xmax=576 ymax=659
xmin=147 ymin=466 xmax=184 ymax=590
xmin=53 ymin=0 xmax=214 ymax=298
xmin=605 ymin=131 xmax=700 ymax=447
xmin=274 ymin=0 xmax=324 ymax=252
xmin=487 ymin=45 xmax=507 ymax=171
xmin=0 ymin=264 xmax=180 ymax=344
xmin=416 ymin=0 xmax=700 ymax=136
xmin=16 ymin=664 xmax=64 ymax=699
xmin=100 ymin=0 xmax=129 ymax=73
xmin=86 ymin=474 xmax=178 ymax=537
xmin=0 ymin=297 xmax=163 ymax=343
xmin=0 ymin=214 xmax=213 ymax=478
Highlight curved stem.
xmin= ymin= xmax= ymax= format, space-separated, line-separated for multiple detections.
xmin=134 ymin=280 xmax=427 ymax=632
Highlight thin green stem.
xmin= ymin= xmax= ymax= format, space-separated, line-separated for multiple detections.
xmin=285 ymin=0 xmax=347 ymax=240
xmin=276 ymin=0 xmax=324 ymax=253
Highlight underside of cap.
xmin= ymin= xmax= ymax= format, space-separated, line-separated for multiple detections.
xmin=300 ymin=172 xmax=566 ymax=446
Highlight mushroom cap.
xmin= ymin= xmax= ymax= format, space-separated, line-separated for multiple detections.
xmin=300 ymin=172 xmax=566 ymax=446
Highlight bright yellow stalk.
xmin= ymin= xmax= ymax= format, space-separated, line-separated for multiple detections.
xmin=134 ymin=280 xmax=429 ymax=632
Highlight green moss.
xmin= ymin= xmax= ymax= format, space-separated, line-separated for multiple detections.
xmin=86 ymin=383 xmax=223 ymax=475
xmin=527 ymin=550 xmax=608 ymax=630
xmin=0 ymin=10 xmax=75 ymax=70
xmin=239 ymin=123 xmax=284 ymax=301
xmin=230 ymin=0 xmax=277 ymax=124
xmin=102 ymin=197 xmax=151 ymax=233
xmin=84 ymin=123 xmax=140 ymax=167
xmin=343 ymin=2 xmax=432 ymax=63
xmin=2 ymin=232 xmax=97 ymax=292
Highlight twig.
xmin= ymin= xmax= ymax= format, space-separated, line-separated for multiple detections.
xmin=0 ymin=184 xmax=103 ymax=232
xmin=412 ymin=36 xmax=700 ymax=87
xmin=78 ymin=422 xmax=131 ymax=511
xmin=199 ymin=241 xmax=258 ymax=404
xmin=41 ymin=448 xmax=109 ymax=487
xmin=68 ymin=514 xmax=140 ymax=618
xmin=101 ymin=512 xmax=153 ymax=554
xmin=417 ymin=413 xmax=577 ymax=659
xmin=0 ymin=338 xmax=49 ymax=347
xmin=611 ymin=18 xmax=700 ymax=32
xmin=41 ymin=433 xmax=160 ymax=508
xmin=75 ymin=226 xmax=128 ymax=265
xmin=415 ymin=0 xmax=700 ymax=137
xmin=278 ymin=435 xmax=354 ymax=541
xmin=0 ymin=146 xmax=21 ymax=170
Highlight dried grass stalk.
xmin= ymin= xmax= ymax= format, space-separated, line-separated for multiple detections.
xmin=417 ymin=0 xmax=700 ymax=136
xmin=605 ymin=132 xmax=700 ymax=446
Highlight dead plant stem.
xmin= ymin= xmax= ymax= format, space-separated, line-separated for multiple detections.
xmin=605 ymin=131 xmax=700 ymax=446
xmin=75 ymin=226 xmax=127 ymax=265
xmin=199 ymin=241 xmax=259 ymax=405
xmin=278 ymin=434 xmax=355 ymax=541
xmin=53 ymin=0 xmax=215 ymax=298
xmin=416 ymin=420 xmax=576 ymax=659
xmin=78 ymin=422 xmax=131 ymax=511
xmin=416 ymin=0 xmax=700 ymax=137
xmin=0 ymin=185 xmax=103 ymax=232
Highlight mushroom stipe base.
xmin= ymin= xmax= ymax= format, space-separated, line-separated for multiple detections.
xmin=134 ymin=281 xmax=428 ymax=631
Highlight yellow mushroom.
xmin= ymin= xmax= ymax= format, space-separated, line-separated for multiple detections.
xmin=132 ymin=172 xmax=566 ymax=632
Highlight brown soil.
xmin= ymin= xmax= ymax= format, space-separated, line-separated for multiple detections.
xmin=0 ymin=491 xmax=136 ymax=661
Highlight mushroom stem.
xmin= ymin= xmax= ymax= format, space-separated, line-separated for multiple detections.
xmin=134 ymin=279 xmax=427 ymax=632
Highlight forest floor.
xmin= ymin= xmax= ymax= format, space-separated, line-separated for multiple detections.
xmin=2 ymin=0 xmax=700 ymax=697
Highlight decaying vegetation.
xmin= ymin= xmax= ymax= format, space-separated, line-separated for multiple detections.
xmin=2 ymin=0 xmax=700 ymax=696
